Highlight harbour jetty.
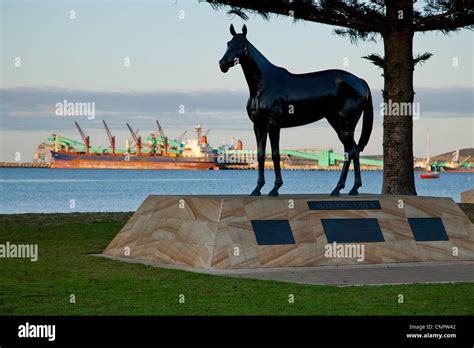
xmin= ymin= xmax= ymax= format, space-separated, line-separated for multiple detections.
xmin=0 ymin=162 xmax=51 ymax=168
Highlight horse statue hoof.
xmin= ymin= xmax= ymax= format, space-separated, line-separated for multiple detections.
xmin=349 ymin=188 xmax=359 ymax=195
xmin=268 ymin=188 xmax=279 ymax=197
xmin=250 ymin=189 xmax=261 ymax=196
xmin=330 ymin=189 xmax=340 ymax=197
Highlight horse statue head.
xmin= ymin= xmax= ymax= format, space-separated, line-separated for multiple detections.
xmin=219 ymin=24 xmax=248 ymax=73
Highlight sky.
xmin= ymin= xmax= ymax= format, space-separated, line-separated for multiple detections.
xmin=1 ymin=0 xmax=473 ymax=161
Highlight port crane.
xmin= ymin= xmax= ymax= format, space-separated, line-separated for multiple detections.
xmin=176 ymin=131 xmax=187 ymax=143
xmin=155 ymin=120 xmax=168 ymax=154
xmin=102 ymin=120 xmax=115 ymax=154
xmin=74 ymin=122 xmax=90 ymax=154
xmin=155 ymin=120 xmax=165 ymax=140
xmin=126 ymin=123 xmax=142 ymax=155
xmin=195 ymin=125 xmax=202 ymax=144
xmin=460 ymin=156 xmax=472 ymax=166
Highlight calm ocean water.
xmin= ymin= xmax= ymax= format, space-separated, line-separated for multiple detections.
xmin=0 ymin=168 xmax=471 ymax=214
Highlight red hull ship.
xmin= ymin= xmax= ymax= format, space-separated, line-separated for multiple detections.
xmin=51 ymin=151 xmax=216 ymax=170
xmin=419 ymin=172 xmax=440 ymax=179
xmin=49 ymin=121 xmax=217 ymax=170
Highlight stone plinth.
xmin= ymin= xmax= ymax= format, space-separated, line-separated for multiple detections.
xmin=461 ymin=189 xmax=474 ymax=204
xmin=103 ymin=194 xmax=474 ymax=270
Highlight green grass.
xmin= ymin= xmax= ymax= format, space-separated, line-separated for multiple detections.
xmin=1 ymin=212 xmax=473 ymax=316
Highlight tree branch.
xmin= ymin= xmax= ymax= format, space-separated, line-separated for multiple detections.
xmin=413 ymin=52 xmax=433 ymax=67
xmin=206 ymin=0 xmax=384 ymax=34
xmin=414 ymin=1 xmax=474 ymax=32
xmin=415 ymin=16 xmax=474 ymax=32
xmin=206 ymin=0 xmax=474 ymax=35
xmin=362 ymin=53 xmax=384 ymax=69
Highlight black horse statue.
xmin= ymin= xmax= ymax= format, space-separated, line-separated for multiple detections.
xmin=219 ymin=24 xmax=373 ymax=197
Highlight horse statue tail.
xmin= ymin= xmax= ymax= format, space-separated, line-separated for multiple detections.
xmin=358 ymin=81 xmax=373 ymax=152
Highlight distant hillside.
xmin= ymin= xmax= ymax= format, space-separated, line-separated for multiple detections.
xmin=431 ymin=148 xmax=474 ymax=163
xmin=362 ymin=148 xmax=474 ymax=163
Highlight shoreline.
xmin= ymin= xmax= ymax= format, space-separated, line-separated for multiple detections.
xmin=0 ymin=162 xmax=383 ymax=170
xmin=1 ymin=163 xmax=472 ymax=172
xmin=1 ymin=203 xmax=473 ymax=219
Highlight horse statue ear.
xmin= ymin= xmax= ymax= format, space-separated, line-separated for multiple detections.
xmin=242 ymin=24 xmax=247 ymax=36
xmin=230 ymin=24 xmax=236 ymax=36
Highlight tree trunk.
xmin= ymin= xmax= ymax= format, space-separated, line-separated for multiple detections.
xmin=382 ymin=0 xmax=417 ymax=195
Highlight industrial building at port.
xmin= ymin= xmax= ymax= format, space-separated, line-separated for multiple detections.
xmin=0 ymin=121 xmax=467 ymax=172
xmin=28 ymin=120 xmax=385 ymax=171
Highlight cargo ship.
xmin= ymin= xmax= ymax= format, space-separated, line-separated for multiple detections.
xmin=50 ymin=151 xmax=216 ymax=170
xmin=47 ymin=121 xmax=217 ymax=170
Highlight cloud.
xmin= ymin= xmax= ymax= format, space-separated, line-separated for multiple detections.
xmin=0 ymin=87 xmax=251 ymax=132
xmin=414 ymin=87 xmax=474 ymax=115
xmin=0 ymin=86 xmax=472 ymax=132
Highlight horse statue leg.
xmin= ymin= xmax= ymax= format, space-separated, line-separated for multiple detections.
xmin=330 ymin=131 xmax=354 ymax=196
xmin=268 ymin=122 xmax=283 ymax=197
xmin=330 ymin=155 xmax=350 ymax=196
xmin=251 ymin=123 xmax=267 ymax=196
xmin=349 ymin=143 xmax=362 ymax=195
